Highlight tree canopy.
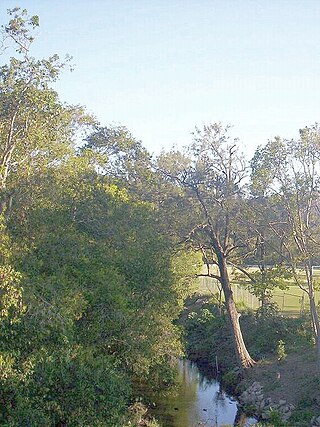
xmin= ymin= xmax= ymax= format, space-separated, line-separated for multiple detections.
xmin=0 ymin=8 xmax=199 ymax=425
xmin=1 ymin=7 xmax=320 ymax=426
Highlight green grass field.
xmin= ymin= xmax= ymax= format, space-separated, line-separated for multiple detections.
xmin=198 ymin=266 xmax=320 ymax=316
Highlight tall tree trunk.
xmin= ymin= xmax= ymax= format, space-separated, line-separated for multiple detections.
xmin=218 ymin=253 xmax=255 ymax=368
xmin=310 ymin=295 xmax=320 ymax=371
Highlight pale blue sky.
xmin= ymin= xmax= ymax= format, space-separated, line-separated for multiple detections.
xmin=2 ymin=0 xmax=320 ymax=156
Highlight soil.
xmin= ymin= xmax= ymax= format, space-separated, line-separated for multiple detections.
xmin=242 ymin=348 xmax=320 ymax=420
xmin=236 ymin=348 xmax=320 ymax=427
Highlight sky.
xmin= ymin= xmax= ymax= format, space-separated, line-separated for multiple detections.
xmin=1 ymin=0 xmax=320 ymax=157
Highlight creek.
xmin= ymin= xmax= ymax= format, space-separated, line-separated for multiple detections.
xmin=153 ymin=360 xmax=257 ymax=427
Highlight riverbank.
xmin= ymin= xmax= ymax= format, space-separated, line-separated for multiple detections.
xmin=181 ymin=296 xmax=320 ymax=426
xmin=237 ymin=349 xmax=319 ymax=426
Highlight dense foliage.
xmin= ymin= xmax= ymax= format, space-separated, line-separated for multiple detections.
xmin=184 ymin=300 xmax=314 ymax=372
xmin=0 ymin=8 xmax=199 ymax=426
xmin=1 ymin=7 xmax=320 ymax=426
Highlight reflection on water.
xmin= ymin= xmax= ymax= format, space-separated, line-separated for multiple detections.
xmin=153 ymin=360 xmax=257 ymax=427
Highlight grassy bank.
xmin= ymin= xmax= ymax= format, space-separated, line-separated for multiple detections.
xmin=181 ymin=295 xmax=320 ymax=426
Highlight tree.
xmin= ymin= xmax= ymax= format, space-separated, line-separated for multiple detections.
xmin=0 ymin=7 xmax=205 ymax=425
xmin=234 ymin=196 xmax=291 ymax=312
xmin=235 ymin=265 xmax=290 ymax=314
xmin=3 ymin=147 xmax=199 ymax=423
xmin=83 ymin=125 xmax=154 ymax=200
xmin=251 ymin=124 xmax=320 ymax=369
xmin=0 ymin=8 xmax=92 ymax=216
xmin=158 ymin=123 xmax=255 ymax=368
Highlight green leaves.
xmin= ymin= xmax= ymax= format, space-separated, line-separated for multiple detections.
xmin=3 ymin=8 xmax=39 ymax=55
xmin=0 ymin=130 xmax=195 ymax=423
xmin=250 ymin=137 xmax=287 ymax=196
xmin=0 ymin=265 xmax=24 ymax=321
xmin=235 ymin=265 xmax=291 ymax=307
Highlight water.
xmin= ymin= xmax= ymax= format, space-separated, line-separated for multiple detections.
xmin=153 ymin=360 xmax=257 ymax=427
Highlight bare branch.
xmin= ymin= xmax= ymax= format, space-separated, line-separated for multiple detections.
xmin=227 ymin=261 xmax=256 ymax=283
xmin=197 ymin=273 xmax=222 ymax=282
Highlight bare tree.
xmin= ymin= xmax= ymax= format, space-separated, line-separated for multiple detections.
xmin=158 ymin=123 xmax=255 ymax=368
xmin=251 ymin=124 xmax=320 ymax=370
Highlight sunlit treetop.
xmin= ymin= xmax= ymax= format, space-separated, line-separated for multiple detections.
xmin=1 ymin=7 xmax=39 ymax=56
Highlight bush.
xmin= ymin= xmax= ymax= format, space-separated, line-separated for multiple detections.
xmin=184 ymin=301 xmax=313 ymax=370
xmin=184 ymin=304 xmax=236 ymax=371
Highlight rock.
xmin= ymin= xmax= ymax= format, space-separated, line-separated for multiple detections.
xmin=256 ymin=393 xmax=264 ymax=402
xmin=250 ymin=381 xmax=262 ymax=392
xmin=257 ymin=400 xmax=267 ymax=411
xmin=283 ymin=412 xmax=292 ymax=421
xmin=239 ymin=391 xmax=248 ymax=402
xmin=264 ymin=397 xmax=271 ymax=406
xmin=278 ymin=399 xmax=286 ymax=406
xmin=259 ymin=400 xmax=268 ymax=410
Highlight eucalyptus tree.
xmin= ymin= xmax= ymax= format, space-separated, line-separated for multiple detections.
xmin=158 ymin=123 xmax=255 ymax=368
xmin=251 ymin=124 xmax=320 ymax=368
xmin=0 ymin=8 xmax=92 ymax=215
xmin=83 ymin=125 xmax=154 ymax=200
xmin=0 ymin=8 xmax=93 ymax=343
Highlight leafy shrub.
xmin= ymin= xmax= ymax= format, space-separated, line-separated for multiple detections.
xmin=184 ymin=301 xmax=314 ymax=369
xmin=184 ymin=305 xmax=236 ymax=371
xmin=277 ymin=340 xmax=287 ymax=362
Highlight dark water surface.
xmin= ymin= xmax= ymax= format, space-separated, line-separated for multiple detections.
xmin=153 ymin=360 xmax=257 ymax=427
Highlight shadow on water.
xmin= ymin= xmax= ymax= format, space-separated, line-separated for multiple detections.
xmin=152 ymin=360 xmax=257 ymax=427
